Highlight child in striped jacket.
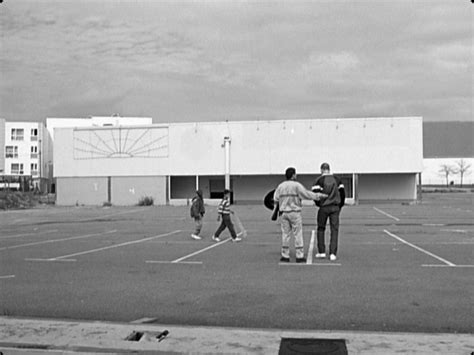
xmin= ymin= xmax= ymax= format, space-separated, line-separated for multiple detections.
xmin=212 ymin=189 xmax=241 ymax=242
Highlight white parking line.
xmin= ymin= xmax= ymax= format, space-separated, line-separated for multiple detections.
xmin=0 ymin=230 xmax=117 ymax=251
xmin=50 ymin=230 xmax=181 ymax=260
xmin=171 ymin=238 xmax=231 ymax=263
xmin=373 ymin=207 xmax=400 ymax=221
xmin=145 ymin=261 xmax=203 ymax=265
xmin=279 ymin=263 xmax=341 ymax=266
xmin=0 ymin=229 xmax=58 ymax=240
xmin=306 ymin=230 xmax=315 ymax=265
xmin=76 ymin=208 xmax=144 ymax=222
xmin=0 ymin=275 xmax=15 ymax=279
xmin=25 ymin=258 xmax=77 ymax=262
xmin=383 ymin=230 xmax=456 ymax=267
xmin=422 ymin=264 xmax=474 ymax=268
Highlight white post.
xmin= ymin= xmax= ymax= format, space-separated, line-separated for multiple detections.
xmin=223 ymin=136 xmax=231 ymax=190
xmin=196 ymin=175 xmax=199 ymax=191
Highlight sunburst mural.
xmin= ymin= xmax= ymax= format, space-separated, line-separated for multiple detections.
xmin=73 ymin=127 xmax=169 ymax=159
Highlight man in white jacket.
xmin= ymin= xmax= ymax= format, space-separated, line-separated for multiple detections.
xmin=273 ymin=167 xmax=327 ymax=263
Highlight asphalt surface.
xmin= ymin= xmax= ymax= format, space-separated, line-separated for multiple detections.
xmin=0 ymin=193 xmax=473 ymax=353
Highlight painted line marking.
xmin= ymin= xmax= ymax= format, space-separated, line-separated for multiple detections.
xmin=0 ymin=275 xmax=15 ymax=279
xmin=0 ymin=229 xmax=58 ymax=240
xmin=28 ymin=259 xmax=77 ymax=262
xmin=75 ymin=208 xmax=145 ymax=223
xmin=422 ymin=264 xmax=474 ymax=268
xmin=307 ymin=230 xmax=315 ymax=265
xmin=50 ymin=230 xmax=181 ymax=260
xmin=279 ymin=263 xmax=341 ymax=266
xmin=440 ymin=229 xmax=467 ymax=233
xmin=172 ymin=238 xmax=231 ymax=263
xmin=130 ymin=317 xmax=158 ymax=324
xmin=423 ymin=223 xmax=446 ymax=226
xmin=383 ymin=230 xmax=456 ymax=267
xmin=0 ymin=230 xmax=117 ymax=251
xmin=145 ymin=261 xmax=203 ymax=265
xmin=373 ymin=207 xmax=400 ymax=221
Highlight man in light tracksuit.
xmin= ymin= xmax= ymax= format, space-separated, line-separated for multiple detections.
xmin=273 ymin=167 xmax=327 ymax=263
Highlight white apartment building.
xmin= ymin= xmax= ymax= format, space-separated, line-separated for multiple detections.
xmin=0 ymin=118 xmax=5 ymax=174
xmin=3 ymin=121 xmax=53 ymax=191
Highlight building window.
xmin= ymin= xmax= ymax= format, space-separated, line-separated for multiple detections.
xmin=31 ymin=145 xmax=38 ymax=158
xmin=31 ymin=128 xmax=38 ymax=141
xmin=11 ymin=163 xmax=24 ymax=175
xmin=5 ymin=146 xmax=18 ymax=158
xmin=11 ymin=128 xmax=24 ymax=141
xmin=31 ymin=163 xmax=38 ymax=176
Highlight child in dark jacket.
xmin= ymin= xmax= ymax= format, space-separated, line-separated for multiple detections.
xmin=190 ymin=190 xmax=205 ymax=240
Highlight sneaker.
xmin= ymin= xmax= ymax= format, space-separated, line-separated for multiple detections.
xmin=191 ymin=234 xmax=201 ymax=240
xmin=280 ymin=256 xmax=290 ymax=262
xmin=296 ymin=257 xmax=307 ymax=263
xmin=315 ymin=253 xmax=326 ymax=259
xmin=212 ymin=235 xmax=221 ymax=242
xmin=330 ymin=254 xmax=337 ymax=261
xmin=232 ymin=237 xmax=242 ymax=242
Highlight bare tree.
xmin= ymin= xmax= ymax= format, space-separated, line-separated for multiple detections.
xmin=438 ymin=164 xmax=456 ymax=187
xmin=455 ymin=159 xmax=471 ymax=187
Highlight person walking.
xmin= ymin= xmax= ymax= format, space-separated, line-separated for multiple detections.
xmin=312 ymin=163 xmax=346 ymax=261
xmin=190 ymin=189 xmax=205 ymax=240
xmin=273 ymin=167 xmax=327 ymax=263
xmin=212 ymin=189 xmax=242 ymax=242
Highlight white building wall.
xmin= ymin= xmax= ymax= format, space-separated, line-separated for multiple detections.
xmin=46 ymin=116 xmax=153 ymax=141
xmin=358 ymin=173 xmax=417 ymax=200
xmin=54 ymin=117 xmax=423 ymax=178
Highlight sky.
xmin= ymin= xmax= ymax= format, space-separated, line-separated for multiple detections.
xmin=0 ymin=0 xmax=472 ymax=124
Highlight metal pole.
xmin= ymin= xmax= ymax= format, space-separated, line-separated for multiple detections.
xmin=223 ymin=136 xmax=231 ymax=190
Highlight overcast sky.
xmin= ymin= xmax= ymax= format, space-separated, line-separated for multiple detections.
xmin=0 ymin=0 xmax=471 ymax=123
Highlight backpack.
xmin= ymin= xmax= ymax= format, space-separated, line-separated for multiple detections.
xmin=190 ymin=197 xmax=200 ymax=218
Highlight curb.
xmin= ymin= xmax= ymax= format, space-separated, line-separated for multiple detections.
xmin=0 ymin=317 xmax=473 ymax=354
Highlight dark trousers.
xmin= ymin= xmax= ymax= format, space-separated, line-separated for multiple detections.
xmin=214 ymin=214 xmax=238 ymax=239
xmin=317 ymin=205 xmax=341 ymax=255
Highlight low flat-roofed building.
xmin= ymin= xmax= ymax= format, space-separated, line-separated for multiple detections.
xmin=53 ymin=116 xmax=423 ymax=206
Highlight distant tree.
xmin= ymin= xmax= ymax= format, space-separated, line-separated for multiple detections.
xmin=438 ymin=164 xmax=456 ymax=187
xmin=455 ymin=159 xmax=471 ymax=187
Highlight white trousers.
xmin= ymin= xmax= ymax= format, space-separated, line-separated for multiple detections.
xmin=280 ymin=211 xmax=304 ymax=259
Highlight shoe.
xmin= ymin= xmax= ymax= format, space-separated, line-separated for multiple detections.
xmin=330 ymin=254 xmax=337 ymax=261
xmin=212 ymin=235 xmax=221 ymax=242
xmin=280 ymin=256 xmax=290 ymax=262
xmin=191 ymin=234 xmax=201 ymax=240
xmin=232 ymin=237 xmax=242 ymax=242
xmin=315 ymin=253 xmax=326 ymax=259
xmin=296 ymin=257 xmax=306 ymax=263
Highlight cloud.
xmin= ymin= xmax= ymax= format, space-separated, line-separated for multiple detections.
xmin=300 ymin=51 xmax=360 ymax=81
xmin=0 ymin=1 xmax=471 ymax=123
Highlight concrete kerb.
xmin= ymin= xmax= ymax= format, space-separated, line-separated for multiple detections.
xmin=0 ymin=317 xmax=473 ymax=354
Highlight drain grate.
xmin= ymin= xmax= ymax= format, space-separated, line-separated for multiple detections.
xmin=125 ymin=331 xmax=144 ymax=341
xmin=279 ymin=338 xmax=348 ymax=355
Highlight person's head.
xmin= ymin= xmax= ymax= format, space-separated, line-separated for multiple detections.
xmin=320 ymin=162 xmax=330 ymax=174
xmin=223 ymin=189 xmax=231 ymax=197
xmin=285 ymin=167 xmax=296 ymax=180
xmin=196 ymin=189 xmax=203 ymax=198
